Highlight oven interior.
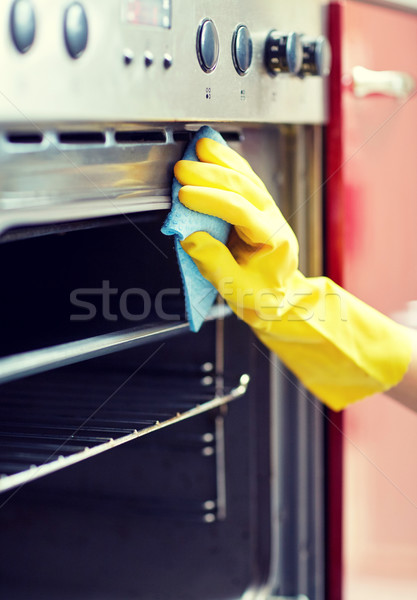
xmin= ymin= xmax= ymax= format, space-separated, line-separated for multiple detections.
xmin=0 ymin=124 xmax=326 ymax=600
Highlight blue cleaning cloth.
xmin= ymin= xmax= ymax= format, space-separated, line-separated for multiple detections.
xmin=161 ymin=126 xmax=231 ymax=332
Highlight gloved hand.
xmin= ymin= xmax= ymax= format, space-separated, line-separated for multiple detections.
xmin=174 ymin=138 xmax=412 ymax=411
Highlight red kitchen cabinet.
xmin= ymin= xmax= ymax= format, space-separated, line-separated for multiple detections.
xmin=327 ymin=2 xmax=417 ymax=598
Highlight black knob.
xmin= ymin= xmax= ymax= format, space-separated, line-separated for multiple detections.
xmin=301 ymin=35 xmax=332 ymax=76
xmin=264 ymin=30 xmax=302 ymax=76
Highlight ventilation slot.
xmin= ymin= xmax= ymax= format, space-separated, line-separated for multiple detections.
xmin=173 ymin=131 xmax=193 ymax=143
xmin=59 ymin=131 xmax=106 ymax=145
xmin=6 ymin=132 xmax=43 ymax=145
xmin=219 ymin=131 xmax=242 ymax=143
xmin=115 ymin=130 xmax=166 ymax=144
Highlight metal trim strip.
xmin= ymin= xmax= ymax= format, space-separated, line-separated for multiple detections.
xmin=0 ymin=306 xmax=233 ymax=385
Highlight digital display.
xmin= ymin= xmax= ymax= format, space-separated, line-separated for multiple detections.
xmin=124 ymin=0 xmax=171 ymax=29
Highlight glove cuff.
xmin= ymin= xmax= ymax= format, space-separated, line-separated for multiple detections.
xmin=251 ymin=273 xmax=413 ymax=411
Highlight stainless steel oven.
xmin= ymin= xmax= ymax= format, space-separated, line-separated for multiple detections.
xmin=0 ymin=1 xmax=330 ymax=598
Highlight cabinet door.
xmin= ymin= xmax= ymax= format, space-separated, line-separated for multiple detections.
xmin=332 ymin=2 xmax=417 ymax=598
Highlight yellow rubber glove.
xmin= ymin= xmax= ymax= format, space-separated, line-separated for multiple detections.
xmin=174 ymin=138 xmax=412 ymax=411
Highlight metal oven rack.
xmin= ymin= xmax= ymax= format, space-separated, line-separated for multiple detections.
xmin=0 ymin=364 xmax=249 ymax=494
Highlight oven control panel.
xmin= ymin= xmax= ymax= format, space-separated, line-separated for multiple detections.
xmin=0 ymin=0 xmax=330 ymax=124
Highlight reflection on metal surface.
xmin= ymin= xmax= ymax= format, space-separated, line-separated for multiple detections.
xmin=251 ymin=125 xmax=325 ymax=600
xmin=279 ymin=125 xmax=323 ymax=277
xmin=214 ymin=415 xmax=227 ymax=520
xmin=351 ymin=65 xmax=415 ymax=98
xmin=268 ymin=595 xmax=310 ymax=600
xmin=0 ymin=322 xmax=188 ymax=385
xmin=0 ymin=196 xmax=170 ymax=236
xmin=306 ymin=127 xmax=324 ymax=277
xmin=0 ymin=127 xmax=180 ymax=212
xmin=0 ymin=304 xmax=233 ymax=385
xmin=0 ymin=126 xmax=245 ymax=234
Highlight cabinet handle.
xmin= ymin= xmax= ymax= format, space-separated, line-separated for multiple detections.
xmin=351 ymin=65 xmax=415 ymax=99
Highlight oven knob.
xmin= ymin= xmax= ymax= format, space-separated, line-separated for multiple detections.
xmin=264 ymin=30 xmax=303 ymax=76
xmin=196 ymin=18 xmax=219 ymax=73
xmin=64 ymin=2 xmax=88 ymax=59
xmin=232 ymin=25 xmax=252 ymax=75
xmin=10 ymin=0 xmax=36 ymax=54
xmin=301 ymin=35 xmax=332 ymax=76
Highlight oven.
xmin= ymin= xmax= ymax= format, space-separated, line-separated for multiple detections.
xmin=0 ymin=1 xmax=331 ymax=599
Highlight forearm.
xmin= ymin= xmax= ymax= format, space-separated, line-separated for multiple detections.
xmin=387 ymin=327 xmax=417 ymax=413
